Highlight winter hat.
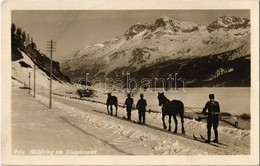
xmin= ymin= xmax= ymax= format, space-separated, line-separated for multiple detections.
xmin=209 ymin=94 xmax=215 ymax=99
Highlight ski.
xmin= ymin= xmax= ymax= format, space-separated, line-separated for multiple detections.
xmin=122 ymin=116 xmax=141 ymax=124
xmin=193 ymin=135 xmax=219 ymax=147
xmin=200 ymin=135 xmax=228 ymax=146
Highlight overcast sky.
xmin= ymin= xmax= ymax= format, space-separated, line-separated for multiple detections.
xmin=12 ymin=10 xmax=250 ymax=62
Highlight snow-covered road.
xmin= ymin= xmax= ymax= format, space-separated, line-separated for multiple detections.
xmin=12 ymin=87 xmax=129 ymax=155
xmin=12 ymin=87 xmax=250 ymax=155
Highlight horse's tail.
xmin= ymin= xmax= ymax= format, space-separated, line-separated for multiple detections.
xmin=174 ymin=100 xmax=184 ymax=116
xmin=180 ymin=101 xmax=184 ymax=116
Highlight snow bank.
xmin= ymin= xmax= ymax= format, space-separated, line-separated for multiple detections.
xmin=12 ymin=50 xmax=70 ymax=91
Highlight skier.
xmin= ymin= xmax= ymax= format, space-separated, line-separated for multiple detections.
xmin=202 ymin=94 xmax=220 ymax=143
xmin=123 ymin=93 xmax=134 ymax=120
xmin=136 ymin=93 xmax=147 ymax=124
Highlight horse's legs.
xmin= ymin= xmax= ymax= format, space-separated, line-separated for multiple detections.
xmin=162 ymin=114 xmax=167 ymax=129
xmin=110 ymin=105 xmax=113 ymax=116
xmin=180 ymin=113 xmax=185 ymax=134
xmin=168 ymin=115 xmax=172 ymax=131
xmin=115 ymin=105 xmax=118 ymax=116
xmin=173 ymin=115 xmax=178 ymax=133
xmin=107 ymin=105 xmax=109 ymax=114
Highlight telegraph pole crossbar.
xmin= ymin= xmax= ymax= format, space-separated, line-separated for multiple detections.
xmin=47 ymin=40 xmax=57 ymax=109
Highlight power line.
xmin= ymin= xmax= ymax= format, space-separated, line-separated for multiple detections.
xmin=47 ymin=40 xmax=57 ymax=109
xmin=55 ymin=11 xmax=82 ymax=41
xmin=53 ymin=11 xmax=78 ymax=41
xmin=52 ymin=11 xmax=78 ymax=41
xmin=52 ymin=11 xmax=78 ymax=40
xmin=50 ymin=11 xmax=72 ymax=40
xmin=45 ymin=11 xmax=82 ymax=109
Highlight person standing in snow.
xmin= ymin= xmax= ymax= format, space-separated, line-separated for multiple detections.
xmin=202 ymin=94 xmax=220 ymax=143
xmin=123 ymin=93 xmax=134 ymax=120
xmin=136 ymin=93 xmax=147 ymax=124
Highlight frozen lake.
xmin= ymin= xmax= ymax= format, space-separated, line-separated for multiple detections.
xmin=153 ymin=87 xmax=250 ymax=115
xmin=90 ymin=87 xmax=250 ymax=116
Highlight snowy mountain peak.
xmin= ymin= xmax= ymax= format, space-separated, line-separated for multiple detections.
xmin=154 ymin=16 xmax=199 ymax=33
xmin=160 ymin=15 xmax=172 ymax=20
xmin=206 ymin=15 xmax=250 ymax=33
xmin=124 ymin=16 xmax=200 ymax=40
xmin=154 ymin=16 xmax=169 ymax=27
xmin=124 ymin=23 xmax=148 ymax=40
xmin=155 ymin=15 xmax=173 ymax=25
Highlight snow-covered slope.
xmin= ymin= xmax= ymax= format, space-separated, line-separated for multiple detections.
xmin=61 ymin=15 xmax=250 ymax=86
xmin=12 ymin=50 xmax=70 ymax=90
xmin=206 ymin=15 xmax=250 ymax=32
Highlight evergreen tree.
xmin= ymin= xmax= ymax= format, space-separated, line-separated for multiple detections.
xmin=31 ymin=37 xmax=37 ymax=49
xmin=11 ymin=23 xmax=16 ymax=34
xmin=21 ymin=31 xmax=26 ymax=43
xmin=16 ymin=28 xmax=22 ymax=38
xmin=25 ymin=33 xmax=31 ymax=46
xmin=33 ymin=42 xmax=37 ymax=49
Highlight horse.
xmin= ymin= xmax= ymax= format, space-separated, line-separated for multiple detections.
xmin=106 ymin=93 xmax=118 ymax=116
xmin=157 ymin=92 xmax=185 ymax=134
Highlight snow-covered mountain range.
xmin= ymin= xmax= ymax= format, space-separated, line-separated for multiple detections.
xmin=61 ymin=15 xmax=250 ymax=87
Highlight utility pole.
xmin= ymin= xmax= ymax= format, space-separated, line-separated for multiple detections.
xmin=34 ymin=65 xmax=36 ymax=98
xmin=174 ymin=72 xmax=178 ymax=92
xmin=47 ymin=40 xmax=57 ymax=109
xmin=28 ymin=72 xmax=31 ymax=94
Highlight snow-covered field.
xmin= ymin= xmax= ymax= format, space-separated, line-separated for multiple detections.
xmin=12 ymin=82 xmax=250 ymax=155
